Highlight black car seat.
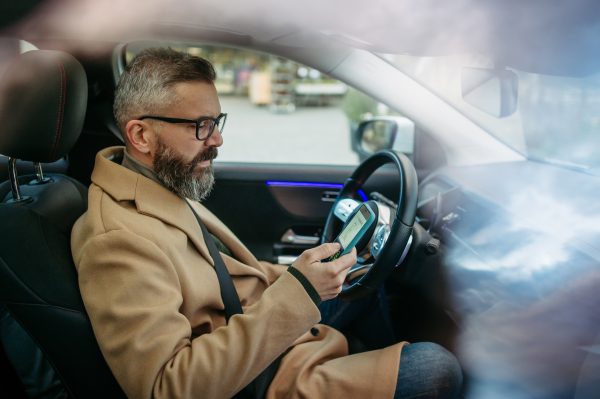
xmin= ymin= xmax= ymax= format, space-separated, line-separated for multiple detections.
xmin=0 ymin=50 xmax=126 ymax=398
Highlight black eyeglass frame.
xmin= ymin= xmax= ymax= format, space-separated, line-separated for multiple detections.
xmin=139 ymin=113 xmax=227 ymax=141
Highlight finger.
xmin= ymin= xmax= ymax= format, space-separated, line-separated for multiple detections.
xmin=332 ymin=247 xmax=357 ymax=273
xmin=308 ymin=242 xmax=341 ymax=262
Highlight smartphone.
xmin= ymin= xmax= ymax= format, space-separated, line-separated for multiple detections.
xmin=323 ymin=204 xmax=376 ymax=262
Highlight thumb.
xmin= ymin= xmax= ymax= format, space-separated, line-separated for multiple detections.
xmin=333 ymin=247 xmax=357 ymax=273
xmin=308 ymin=242 xmax=341 ymax=262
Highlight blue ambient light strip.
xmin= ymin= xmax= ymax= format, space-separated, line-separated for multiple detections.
xmin=266 ymin=181 xmax=368 ymax=201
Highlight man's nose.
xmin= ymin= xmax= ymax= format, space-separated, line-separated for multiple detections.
xmin=205 ymin=126 xmax=223 ymax=147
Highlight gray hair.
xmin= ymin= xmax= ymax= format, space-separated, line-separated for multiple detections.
xmin=113 ymin=47 xmax=217 ymax=139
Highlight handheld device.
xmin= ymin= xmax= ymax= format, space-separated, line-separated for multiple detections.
xmin=323 ymin=204 xmax=376 ymax=262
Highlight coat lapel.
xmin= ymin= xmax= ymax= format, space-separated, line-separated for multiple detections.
xmin=134 ymin=176 xmax=214 ymax=267
xmin=92 ymin=146 xmax=270 ymax=287
xmin=92 ymin=146 xmax=213 ymax=266
xmin=188 ymin=201 xmax=265 ymax=271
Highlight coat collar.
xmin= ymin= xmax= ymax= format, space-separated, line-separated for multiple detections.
xmin=91 ymin=146 xmax=213 ymax=266
xmin=91 ymin=147 xmax=265 ymax=273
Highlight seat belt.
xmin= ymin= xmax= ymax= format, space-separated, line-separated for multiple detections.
xmin=186 ymin=202 xmax=282 ymax=399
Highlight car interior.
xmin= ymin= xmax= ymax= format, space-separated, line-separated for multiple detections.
xmin=1 ymin=1 xmax=600 ymax=398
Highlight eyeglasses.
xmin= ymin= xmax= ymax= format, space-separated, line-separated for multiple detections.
xmin=139 ymin=113 xmax=227 ymax=141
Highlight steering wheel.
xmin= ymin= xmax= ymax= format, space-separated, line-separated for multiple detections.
xmin=321 ymin=150 xmax=419 ymax=302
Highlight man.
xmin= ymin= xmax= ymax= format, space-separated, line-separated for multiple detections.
xmin=71 ymin=47 xmax=462 ymax=399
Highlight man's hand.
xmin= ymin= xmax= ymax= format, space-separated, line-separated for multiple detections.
xmin=291 ymin=243 xmax=357 ymax=301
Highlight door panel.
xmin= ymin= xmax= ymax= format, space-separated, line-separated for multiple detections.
xmin=205 ymin=162 xmax=400 ymax=262
xmin=268 ymin=185 xmax=347 ymax=219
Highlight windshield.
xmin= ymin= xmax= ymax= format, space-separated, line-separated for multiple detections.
xmin=384 ymin=54 xmax=600 ymax=172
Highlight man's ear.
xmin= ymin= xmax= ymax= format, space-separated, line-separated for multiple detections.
xmin=125 ymin=120 xmax=153 ymax=154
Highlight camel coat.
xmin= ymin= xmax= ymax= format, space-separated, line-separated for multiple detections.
xmin=71 ymin=146 xmax=404 ymax=399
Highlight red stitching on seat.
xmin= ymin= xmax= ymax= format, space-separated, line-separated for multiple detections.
xmin=45 ymin=52 xmax=66 ymax=163
xmin=55 ymin=59 xmax=66 ymax=161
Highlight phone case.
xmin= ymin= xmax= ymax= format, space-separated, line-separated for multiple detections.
xmin=326 ymin=204 xmax=376 ymax=261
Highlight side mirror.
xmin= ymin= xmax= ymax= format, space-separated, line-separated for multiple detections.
xmin=461 ymin=67 xmax=518 ymax=118
xmin=353 ymin=117 xmax=415 ymax=161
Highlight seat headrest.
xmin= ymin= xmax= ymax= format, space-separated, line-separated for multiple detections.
xmin=0 ymin=50 xmax=87 ymax=163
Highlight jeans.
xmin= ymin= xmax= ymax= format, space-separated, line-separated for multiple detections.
xmin=318 ymin=286 xmax=463 ymax=399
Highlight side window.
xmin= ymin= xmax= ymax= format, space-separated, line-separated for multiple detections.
xmin=124 ymin=42 xmax=404 ymax=166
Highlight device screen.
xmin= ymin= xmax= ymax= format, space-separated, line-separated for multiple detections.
xmin=338 ymin=206 xmax=369 ymax=248
xmin=323 ymin=205 xmax=373 ymax=262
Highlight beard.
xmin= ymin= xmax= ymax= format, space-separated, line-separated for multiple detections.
xmin=153 ymin=137 xmax=218 ymax=202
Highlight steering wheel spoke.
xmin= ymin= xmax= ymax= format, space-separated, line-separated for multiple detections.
xmin=370 ymin=224 xmax=390 ymax=259
xmin=346 ymin=263 xmax=372 ymax=284
xmin=333 ymin=198 xmax=361 ymax=222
